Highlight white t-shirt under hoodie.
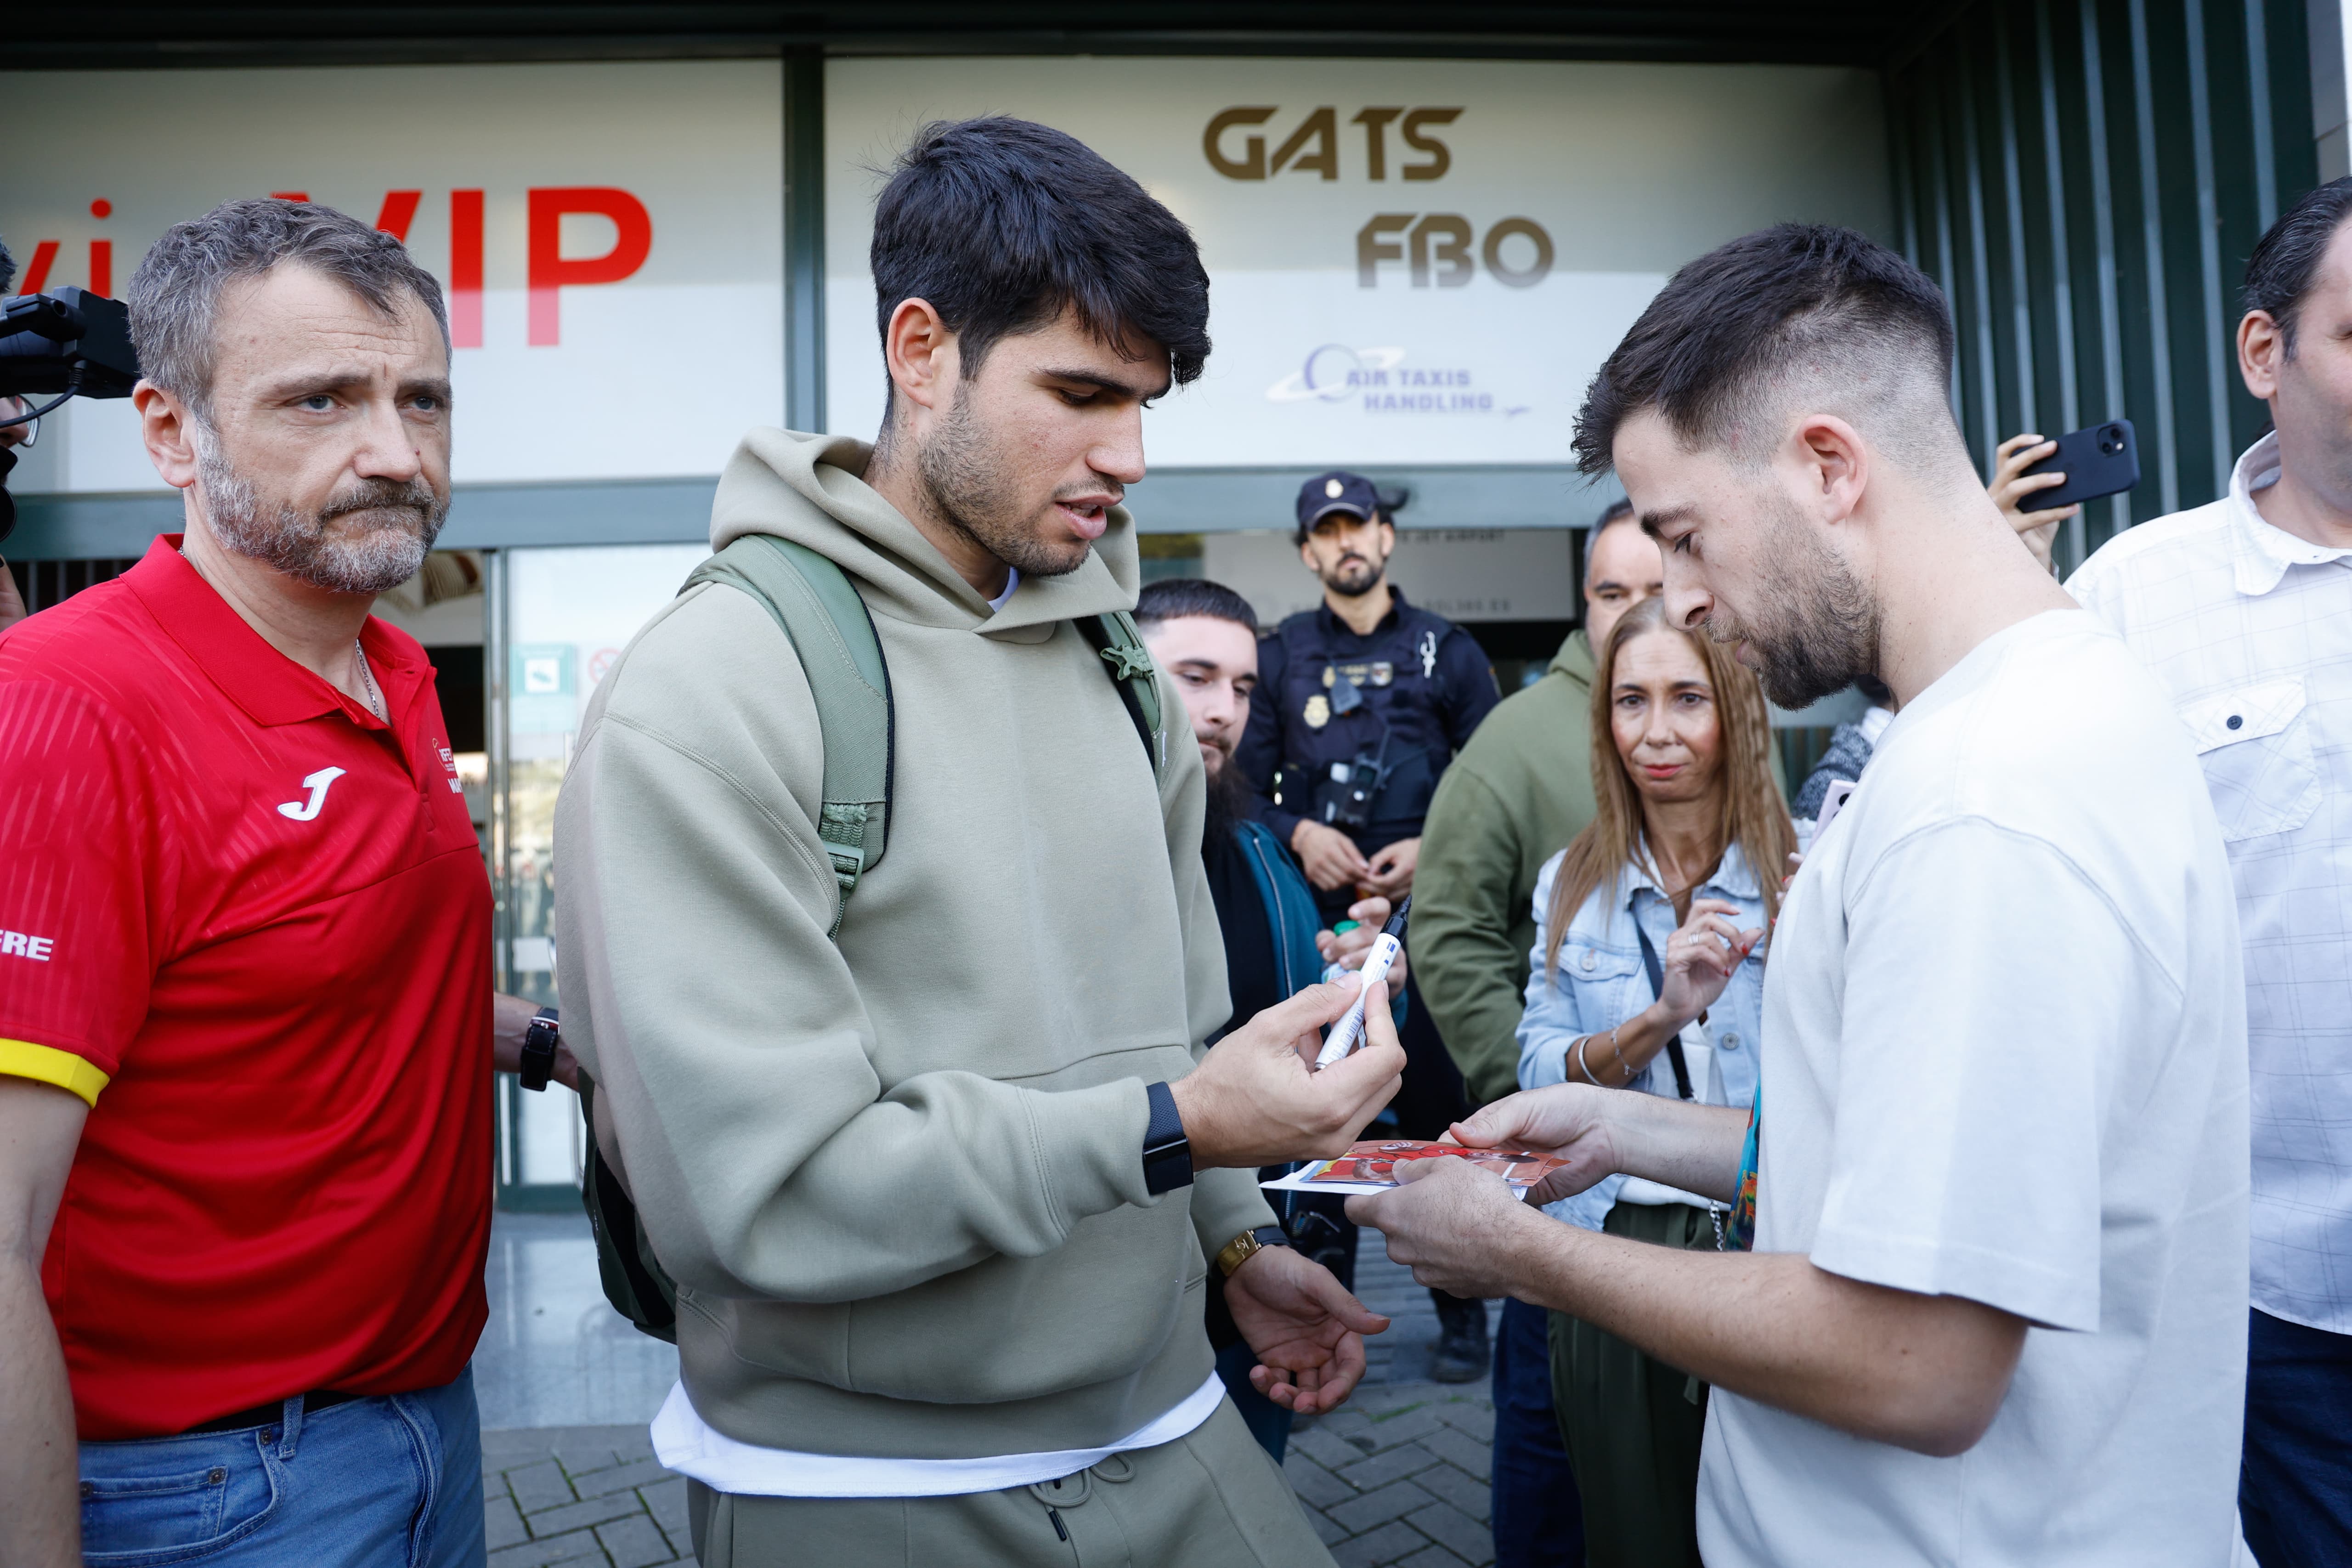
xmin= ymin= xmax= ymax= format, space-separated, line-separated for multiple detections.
xmin=1699 ymin=610 xmax=2250 ymax=1567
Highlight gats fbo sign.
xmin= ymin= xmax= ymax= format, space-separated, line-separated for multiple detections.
xmin=825 ymin=58 xmax=1887 ymax=474
xmin=1 ymin=61 xmax=784 ymax=493
xmin=1203 ymin=105 xmax=1556 ymax=292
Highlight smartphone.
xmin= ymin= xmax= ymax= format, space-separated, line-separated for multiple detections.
xmin=1815 ymin=777 xmax=1858 ymax=838
xmin=2018 ymin=419 xmax=2138 ymax=510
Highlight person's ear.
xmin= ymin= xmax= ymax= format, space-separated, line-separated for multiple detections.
xmin=134 ymin=381 xmax=201 ymax=492
xmin=1792 ymin=413 xmax=1868 ymax=527
xmin=883 ymin=298 xmax=959 ymax=418
xmin=2239 ymin=310 xmax=2285 ymax=404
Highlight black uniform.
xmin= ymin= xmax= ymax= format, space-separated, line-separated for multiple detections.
xmin=1235 ymin=588 xmax=1500 ymax=1140
xmin=1238 ymin=589 xmax=1499 ymax=902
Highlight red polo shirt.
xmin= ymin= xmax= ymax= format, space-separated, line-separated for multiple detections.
xmin=0 ymin=537 xmax=492 ymax=1440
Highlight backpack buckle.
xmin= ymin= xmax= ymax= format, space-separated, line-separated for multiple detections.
xmin=1098 ymin=643 xmax=1154 ymax=682
xmin=817 ymin=802 xmax=871 ymax=892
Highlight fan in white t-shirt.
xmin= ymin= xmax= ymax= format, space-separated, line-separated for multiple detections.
xmin=1349 ymin=224 xmax=2250 ymax=1568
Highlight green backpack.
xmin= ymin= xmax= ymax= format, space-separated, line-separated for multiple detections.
xmin=581 ymin=532 xmax=1168 ymax=1342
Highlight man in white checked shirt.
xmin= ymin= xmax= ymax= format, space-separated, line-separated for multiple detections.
xmin=2057 ymin=177 xmax=2352 ymax=1568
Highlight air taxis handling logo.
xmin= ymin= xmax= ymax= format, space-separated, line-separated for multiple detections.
xmin=1265 ymin=344 xmax=1525 ymax=417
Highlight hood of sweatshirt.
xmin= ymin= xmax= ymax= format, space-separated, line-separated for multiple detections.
xmin=709 ymin=427 xmax=1142 ymax=639
xmin=1547 ymin=627 xmax=1596 ymax=689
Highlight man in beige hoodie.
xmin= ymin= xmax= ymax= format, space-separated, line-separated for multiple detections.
xmin=554 ymin=117 xmax=1405 ymax=1567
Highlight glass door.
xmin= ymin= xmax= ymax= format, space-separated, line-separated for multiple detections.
xmin=490 ymin=542 xmax=711 ymax=1209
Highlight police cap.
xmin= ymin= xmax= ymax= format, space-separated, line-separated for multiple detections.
xmin=1294 ymin=470 xmax=1382 ymax=543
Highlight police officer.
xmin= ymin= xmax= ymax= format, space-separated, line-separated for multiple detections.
xmin=1236 ymin=470 xmax=1502 ymax=1381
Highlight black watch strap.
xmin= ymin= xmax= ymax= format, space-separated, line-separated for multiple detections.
xmin=1141 ymin=1080 xmax=1193 ymax=1194
xmin=519 ymin=1008 xmax=560 ymax=1092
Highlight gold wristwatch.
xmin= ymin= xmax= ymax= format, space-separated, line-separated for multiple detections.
xmin=1216 ymin=1224 xmax=1291 ymax=1278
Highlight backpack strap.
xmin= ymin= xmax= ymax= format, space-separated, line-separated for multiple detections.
xmin=682 ymin=534 xmax=893 ymax=937
xmin=1080 ymin=611 xmax=1167 ymax=782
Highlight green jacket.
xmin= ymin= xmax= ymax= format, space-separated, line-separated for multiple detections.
xmin=1411 ymin=632 xmax=1598 ymax=1106
xmin=554 ymin=429 xmax=1267 ymax=1459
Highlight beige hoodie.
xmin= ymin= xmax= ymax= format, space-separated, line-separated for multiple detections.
xmin=553 ymin=429 xmax=1276 ymax=1459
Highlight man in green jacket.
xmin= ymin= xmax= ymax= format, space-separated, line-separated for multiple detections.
xmin=555 ymin=118 xmax=1402 ymax=1568
xmin=1408 ymin=498 xmax=1660 ymax=1568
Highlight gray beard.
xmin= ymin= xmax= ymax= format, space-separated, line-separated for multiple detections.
xmin=1719 ymin=492 xmax=1880 ymax=709
xmin=914 ymin=385 xmax=1096 ymax=581
xmin=196 ymin=424 xmax=448 ymax=596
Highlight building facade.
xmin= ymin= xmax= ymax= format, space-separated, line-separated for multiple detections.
xmin=6 ymin=2 xmax=2339 ymax=1203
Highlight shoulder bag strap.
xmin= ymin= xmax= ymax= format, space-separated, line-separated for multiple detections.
xmin=1632 ymin=922 xmax=1698 ymax=1102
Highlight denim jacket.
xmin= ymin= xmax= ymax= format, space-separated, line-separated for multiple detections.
xmin=1515 ymin=841 xmax=1769 ymax=1232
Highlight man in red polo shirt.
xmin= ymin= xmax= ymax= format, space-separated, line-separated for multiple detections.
xmin=0 ymin=200 xmax=556 ymax=1568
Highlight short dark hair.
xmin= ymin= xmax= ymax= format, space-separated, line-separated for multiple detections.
xmin=1136 ymin=577 xmax=1259 ymax=634
xmin=1581 ymin=497 xmax=1637 ymax=579
xmin=871 ymin=117 xmax=1211 ymax=407
xmin=2244 ymin=176 xmax=2352 ymax=356
xmin=1573 ymin=224 xmax=1958 ymax=476
xmin=130 ymin=198 xmax=448 ymax=420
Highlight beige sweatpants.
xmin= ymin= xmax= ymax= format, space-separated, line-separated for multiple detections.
xmin=684 ymin=1398 xmax=1337 ymax=1568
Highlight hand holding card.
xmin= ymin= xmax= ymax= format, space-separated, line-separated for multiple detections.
xmin=1262 ymin=1139 xmax=1570 ymax=1200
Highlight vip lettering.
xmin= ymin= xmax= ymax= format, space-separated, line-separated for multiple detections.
xmin=1204 ymin=107 xmax=1463 ymax=181
xmin=19 ymin=187 xmax=652 ymax=347
xmin=0 ymin=929 xmax=56 ymax=962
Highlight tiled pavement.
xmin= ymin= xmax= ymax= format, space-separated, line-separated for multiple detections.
xmin=1284 ymin=1378 xmax=1499 ymax=1568
xmin=480 ymin=1234 xmax=1503 ymax=1568
xmin=481 ymin=1425 xmax=688 ymax=1568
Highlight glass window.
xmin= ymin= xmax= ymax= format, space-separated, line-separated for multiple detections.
xmin=496 ymin=543 xmax=708 ymax=1197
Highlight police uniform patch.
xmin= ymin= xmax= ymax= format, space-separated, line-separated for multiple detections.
xmin=1303 ymin=694 xmax=1331 ymax=729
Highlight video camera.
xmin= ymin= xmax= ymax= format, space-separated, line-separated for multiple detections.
xmin=0 ymin=238 xmax=144 ymax=543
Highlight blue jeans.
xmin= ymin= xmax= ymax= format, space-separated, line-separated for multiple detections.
xmin=1492 ymin=1296 xmax=1583 ymax=1568
xmin=2242 ymin=1308 xmax=2352 ymax=1568
xmin=77 ymin=1371 xmax=485 ymax=1568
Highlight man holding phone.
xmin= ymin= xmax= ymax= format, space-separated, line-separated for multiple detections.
xmin=2061 ymin=177 xmax=2352 ymax=1568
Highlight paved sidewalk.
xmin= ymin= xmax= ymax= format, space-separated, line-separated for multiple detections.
xmin=481 ymin=1425 xmax=686 ymax=1568
xmin=479 ymin=1236 xmax=1502 ymax=1568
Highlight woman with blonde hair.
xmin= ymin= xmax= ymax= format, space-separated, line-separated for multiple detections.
xmin=1514 ymin=593 xmax=1795 ymax=1568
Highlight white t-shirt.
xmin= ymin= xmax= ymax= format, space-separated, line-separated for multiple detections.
xmin=650 ymin=1371 xmax=1225 ymax=1497
xmin=1699 ymin=610 xmax=2250 ymax=1567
